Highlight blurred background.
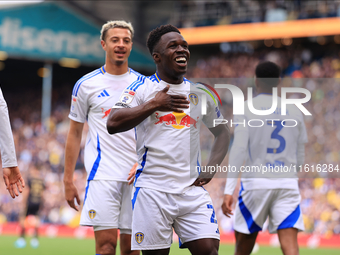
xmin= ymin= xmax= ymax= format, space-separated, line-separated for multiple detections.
xmin=0 ymin=0 xmax=340 ymax=251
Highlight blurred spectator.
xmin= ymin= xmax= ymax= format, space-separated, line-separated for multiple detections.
xmin=265 ymin=2 xmax=287 ymax=22
xmin=15 ymin=165 xmax=45 ymax=249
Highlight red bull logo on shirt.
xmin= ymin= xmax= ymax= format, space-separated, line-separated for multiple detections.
xmin=155 ymin=112 xmax=198 ymax=129
xmin=101 ymin=108 xmax=111 ymax=119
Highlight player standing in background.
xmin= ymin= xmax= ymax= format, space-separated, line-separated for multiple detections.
xmin=221 ymin=61 xmax=307 ymax=255
xmin=0 ymin=87 xmax=25 ymax=198
xmin=64 ymin=21 xmax=140 ymax=255
xmin=15 ymin=165 xmax=45 ymax=249
xmin=107 ymin=24 xmax=230 ymax=255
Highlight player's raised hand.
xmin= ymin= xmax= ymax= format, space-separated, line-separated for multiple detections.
xmin=222 ymin=194 xmax=234 ymax=218
xmin=64 ymin=182 xmax=81 ymax=211
xmin=127 ymin=162 xmax=138 ymax=185
xmin=3 ymin=166 xmax=25 ymax=199
xmin=154 ymin=85 xmax=189 ymax=113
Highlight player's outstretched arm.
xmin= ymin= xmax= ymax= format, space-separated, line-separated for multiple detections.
xmin=192 ymin=123 xmax=230 ymax=186
xmin=107 ymin=85 xmax=189 ymax=134
xmin=3 ymin=166 xmax=25 ymax=198
xmin=221 ymin=119 xmax=248 ymax=217
xmin=0 ymin=87 xmax=25 ymax=198
xmin=64 ymin=120 xmax=83 ymax=211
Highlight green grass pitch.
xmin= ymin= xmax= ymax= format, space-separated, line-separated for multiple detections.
xmin=0 ymin=235 xmax=339 ymax=255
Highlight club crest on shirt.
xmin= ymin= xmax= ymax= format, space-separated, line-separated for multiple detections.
xmin=89 ymin=209 xmax=96 ymax=219
xmin=189 ymin=93 xmax=198 ymax=105
xmin=119 ymin=91 xmax=135 ymax=104
xmin=135 ymin=232 xmax=144 ymax=244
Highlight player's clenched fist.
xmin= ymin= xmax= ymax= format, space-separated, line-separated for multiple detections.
xmin=153 ymin=85 xmax=189 ymax=112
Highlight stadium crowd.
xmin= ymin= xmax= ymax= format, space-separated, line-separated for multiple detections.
xmin=0 ymin=86 xmax=87 ymax=227
xmin=174 ymin=0 xmax=340 ymax=28
xmin=0 ymin=46 xmax=340 ymax=238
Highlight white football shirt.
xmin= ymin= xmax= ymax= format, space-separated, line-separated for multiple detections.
xmin=114 ymin=73 xmax=223 ymax=194
xmin=69 ymin=66 xmax=140 ymax=181
xmin=224 ymin=94 xmax=308 ymax=194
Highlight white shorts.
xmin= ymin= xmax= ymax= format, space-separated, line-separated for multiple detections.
xmin=80 ymin=180 xmax=132 ymax=234
xmin=234 ymin=186 xmax=304 ymax=234
xmin=131 ymin=186 xmax=220 ymax=250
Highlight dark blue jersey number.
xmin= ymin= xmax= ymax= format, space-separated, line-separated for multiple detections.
xmin=267 ymin=121 xmax=286 ymax=154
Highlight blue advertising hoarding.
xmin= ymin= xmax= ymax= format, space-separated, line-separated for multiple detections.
xmin=0 ymin=2 xmax=154 ymax=69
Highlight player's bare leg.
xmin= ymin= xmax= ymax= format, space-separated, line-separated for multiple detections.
xmin=234 ymin=230 xmax=258 ymax=255
xmin=120 ymin=233 xmax=140 ymax=255
xmin=95 ymin=229 xmax=118 ymax=255
xmin=142 ymin=248 xmax=170 ymax=255
xmin=186 ymin=238 xmax=219 ymax=255
xmin=277 ymin=228 xmax=299 ymax=255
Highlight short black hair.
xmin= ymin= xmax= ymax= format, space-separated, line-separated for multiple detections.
xmin=255 ymin=61 xmax=281 ymax=87
xmin=146 ymin=24 xmax=181 ymax=55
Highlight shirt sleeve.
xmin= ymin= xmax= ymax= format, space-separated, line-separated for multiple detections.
xmin=113 ymin=75 xmax=147 ymax=109
xmin=68 ymin=80 xmax=89 ymax=123
xmin=0 ymin=88 xmax=18 ymax=168
xmin=224 ymin=114 xmax=248 ymax=195
xmin=202 ymin=90 xmax=224 ymax=128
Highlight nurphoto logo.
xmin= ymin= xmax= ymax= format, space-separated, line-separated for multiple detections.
xmin=199 ymin=84 xmax=312 ymax=128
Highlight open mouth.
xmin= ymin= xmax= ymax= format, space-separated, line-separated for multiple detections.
xmin=115 ymin=50 xmax=126 ymax=57
xmin=175 ymin=56 xmax=187 ymax=66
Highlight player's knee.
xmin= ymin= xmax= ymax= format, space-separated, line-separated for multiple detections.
xmin=280 ymin=244 xmax=299 ymax=255
xmin=97 ymin=242 xmax=116 ymax=255
xmin=187 ymin=238 xmax=219 ymax=255
xmin=97 ymin=240 xmax=117 ymax=255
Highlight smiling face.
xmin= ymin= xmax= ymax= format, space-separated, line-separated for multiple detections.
xmin=101 ymin=27 xmax=133 ymax=66
xmin=153 ymin=32 xmax=190 ymax=82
